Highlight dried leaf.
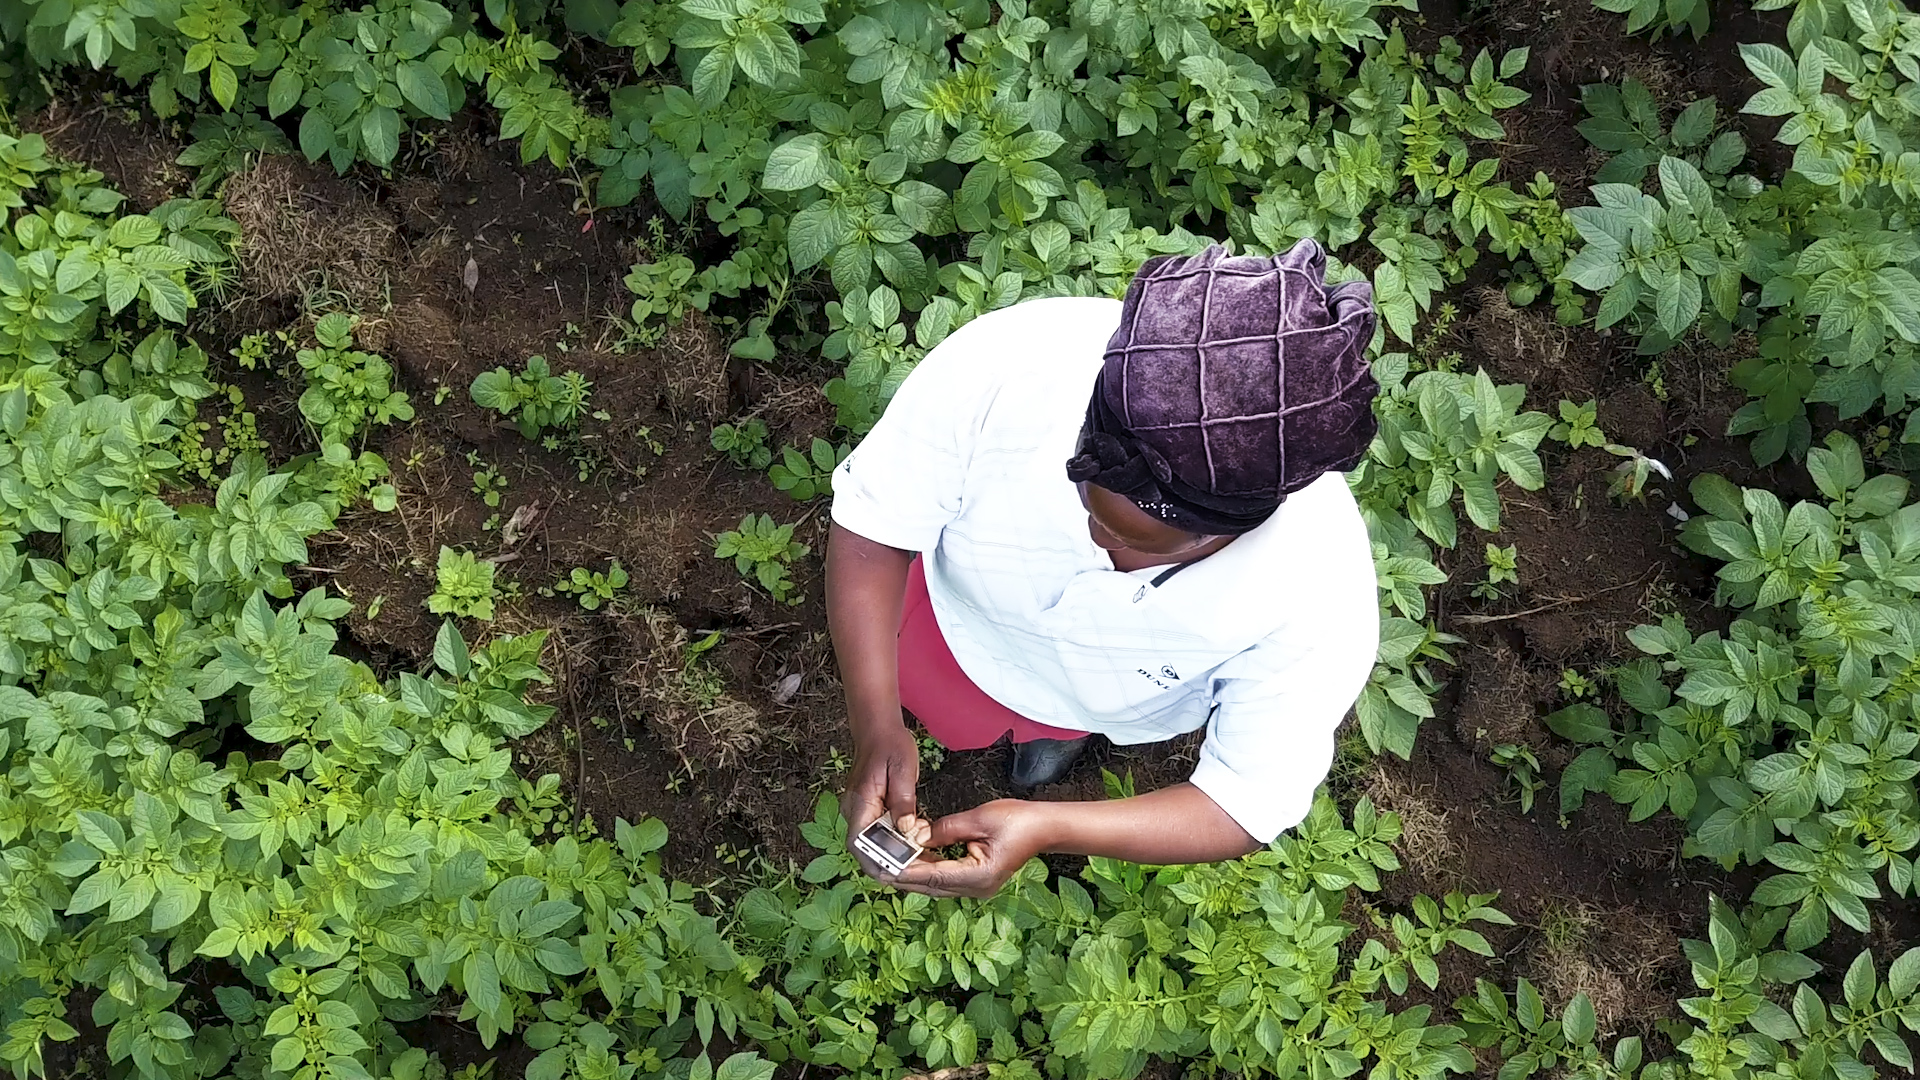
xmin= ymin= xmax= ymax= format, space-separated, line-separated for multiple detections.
xmin=501 ymin=502 xmax=543 ymax=547
xmin=463 ymin=256 xmax=479 ymax=292
xmin=772 ymin=672 xmax=802 ymax=704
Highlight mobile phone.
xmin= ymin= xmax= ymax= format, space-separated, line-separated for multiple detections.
xmin=853 ymin=818 xmax=924 ymax=875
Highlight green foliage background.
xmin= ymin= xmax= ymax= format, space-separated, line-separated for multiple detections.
xmin=5 ymin=0 xmax=1920 ymax=1077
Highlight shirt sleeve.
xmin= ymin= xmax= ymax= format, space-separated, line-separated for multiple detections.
xmin=1188 ymin=614 xmax=1379 ymax=843
xmin=828 ymin=327 xmax=984 ymax=552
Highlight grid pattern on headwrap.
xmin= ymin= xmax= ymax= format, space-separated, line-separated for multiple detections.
xmin=1103 ymin=242 xmax=1377 ymax=500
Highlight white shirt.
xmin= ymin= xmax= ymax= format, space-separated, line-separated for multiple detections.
xmin=829 ymin=296 xmax=1379 ymax=842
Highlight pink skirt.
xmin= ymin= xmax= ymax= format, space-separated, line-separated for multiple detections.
xmin=899 ymin=558 xmax=1089 ymax=750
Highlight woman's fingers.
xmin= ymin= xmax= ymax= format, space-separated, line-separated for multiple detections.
xmin=902 ymin=816 xmax=935 ymax=848
xmin=885 ymin=749 xmax=919 ymax=824
xmin=926 ymin=807 xmax=992 ymax=848
xmin=891 ymin=852 xmax=997 ymax=898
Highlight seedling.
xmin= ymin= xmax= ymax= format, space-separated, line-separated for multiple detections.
xmin=712 ymin=419 xmax=772 ymax=469
xmin=470 ymin=355 xmax=592 ymax=439
xmin=1558 ymin=668 xmax=1595 ymax=699
xmin=1490 ymin=743 xmax=1544 ymax=813
xmin=1549 ymin=399 xmax=1606 ymax=449
xmin=915 ymin=729 xmax=945 ymax=773
xmin=230 ymin=330 xmax=277 ymax=370
xmin=769 ymin=438 xmax=850 ymax=501
xmin=296 ymin=312 xmax=414 ymax=445
xmin=624 ymin=253 xmax=707 ymax=343
xmin=1604 ymin=443 xmax=1671 ymax=502
xmin=553 ymin=560 xmax=629 ymax=610
xmin=471 ymin=463 xmax=507 ymax=507
xmin=1473 ymin=543 xmax=1519 ymax=601
xmin=426 ymin=546 xmax=499 ymax=620
xmin=713 ymin=514 xmax=809 ymax=604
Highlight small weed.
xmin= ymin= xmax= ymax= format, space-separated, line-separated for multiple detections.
xmin=470 ymin=459 xmax=507 ymax=507
xmin=1491 ymin=743 xmax=1544 ymax=814
xmin=1549 ymin=399 xmax=1606 ymax=449
xmin=712 ymin=418 xmax=772 ymax=469
xmin=681 ymin=630 xmax=728 ymax=710
xmin=1558 ymin=668 xmax=1596 ymax=699
xmin=1473 ymin=543 xmax=1519 ymax=601
xmin=1536 ymin=899 xmax=1597 ymax=954
xmin=714 ymin=514 xmax=809 ymax=604
xmin=1605 ymin=443 xmax=1672 ymax=502
xmin=1412 ymin=302 xmax=1464 ymax=372
xmin=915 ymin=729 xmax=946 ymax=773
xmin=551 ymin=560 xmax=629 ymax=611
xmin=230 ymin=330 xmax=279 ymax=371
xmin=471 ymin=355 xmax=591 ymax=439
xmin=426 ymin=547 xmax=499 ymax=620
xmin=769 ymin=438 xmax=850 ymax=501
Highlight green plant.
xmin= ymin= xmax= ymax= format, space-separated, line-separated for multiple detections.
xmin=554 ymin=560 xmax=629 ymax=611
xmin=1592 ymin=0 xmax=1710 ymax=41
xmin=1577 ymin=79 xmax=1753 ymax=190
xmin=471 ymin=459 xmax=507 ymax=507
xmin=427 ymin=545 xmax=500 ymax=619
xmin=1549 ymin=399 xmax=1606 ymax=449
xmin=711 ymin=418 xmax=772 ymax=469
xmin=1603 ymin=443 xmax=1671 ymax=502
xmin=293 ymin=311 xmax=414 ymax=445
xmin=1563 ymin=156 xmax=1745 ymax=352
xmin=229 ymin=329 xmax=276 ymax=370
xmin=913 ymin=728 xmax=945 ymax=773
xmin=625 ymin=253 xmax=707 ymax=340
xmin=768 ymin=437 xmax=850 ymax=501
xmin=1474 ymin=542 xmax=1519 ymax=600
xmin=1558 ymin=668 xmax=1596 ymax=699
xmin=713 ymin=513 xmax=808 ymax=604
xmin=1548 ymin=434 xmax=1920 ymax=950
xmin=470 ymin=355 xmax=591 ymax=439
xmin=1490 ymin=743 xmax=1544 ymax=813
xmin=1354 ymin=361 xmax=1553 ymax=549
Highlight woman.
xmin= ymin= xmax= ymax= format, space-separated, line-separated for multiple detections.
xmin=827 ymin=241 xmax=1380 ymax=898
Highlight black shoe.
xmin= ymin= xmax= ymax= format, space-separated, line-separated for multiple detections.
xmin=1010 ymin=738 xmax=1088 ymax=788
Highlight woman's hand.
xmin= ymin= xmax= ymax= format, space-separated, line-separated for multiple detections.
xmin=841 ymin=723 xmax=922 ymax=880
xmin=890 ymin=799 xmax=1053 ymax=899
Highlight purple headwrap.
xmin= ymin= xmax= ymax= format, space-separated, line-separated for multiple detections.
xmin=1065 ymin=240 xmax=1379 ymax=535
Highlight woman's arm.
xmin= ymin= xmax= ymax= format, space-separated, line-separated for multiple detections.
xmin=826 ymin=523 xmax=925 ymax=865
xmin=889 ymin=784 xmax=1259 ymax=899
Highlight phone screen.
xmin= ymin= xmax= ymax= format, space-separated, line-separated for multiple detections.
xmin=861 ymin=821 xmax=917 ymax=863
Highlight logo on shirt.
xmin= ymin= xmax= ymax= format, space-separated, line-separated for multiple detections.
xmin=1137 ymin=666 xmax=1180 ymax=690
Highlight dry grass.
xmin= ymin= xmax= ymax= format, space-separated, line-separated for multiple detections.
xmin=1361 ymin=763 xmax=1460 ymax=887
xmin=657 ymin=309 xmax=732 ymax=422
xmin=1528 ymin=898 xmax=1675 ymax=1037
xmin=614 ymin=607 xmax=764 ymax=773
xmin=753 ymin=370 xmax=836 ymax=445
xmin=223 ymin=157 xmax=398 ymax=312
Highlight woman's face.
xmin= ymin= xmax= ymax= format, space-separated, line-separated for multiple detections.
xmin=1078 ymin=482 xmax=1217 ymax=556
